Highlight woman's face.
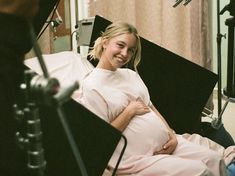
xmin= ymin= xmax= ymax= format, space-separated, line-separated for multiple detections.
xmin=101 ymin=33 xmax=137 ymax=71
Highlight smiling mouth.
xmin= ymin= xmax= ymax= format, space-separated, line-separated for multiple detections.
xmin=117 ymin=57 xmax=126 ymax=63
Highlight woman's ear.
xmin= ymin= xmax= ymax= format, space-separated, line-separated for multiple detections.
xmin=102 ymin=38 xmax=108 ymax=49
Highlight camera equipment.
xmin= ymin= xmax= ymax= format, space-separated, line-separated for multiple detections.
xmin=14 ymin=23 xmax=85 ymax=176
xmin=211 ymin=0 xmax=235 ymax=130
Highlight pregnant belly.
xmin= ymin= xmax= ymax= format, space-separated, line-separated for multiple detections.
xmin=123 ymin=110 xmax=170 ymax=155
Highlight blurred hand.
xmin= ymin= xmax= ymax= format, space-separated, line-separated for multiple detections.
xmin=154 ymin=131 xmax=178 ymax=155
xmin=0 ymin=0 xmax=39 ymax=21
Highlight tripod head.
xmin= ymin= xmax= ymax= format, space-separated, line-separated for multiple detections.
xmin=220 ymin=0 xmax=235 ymax=17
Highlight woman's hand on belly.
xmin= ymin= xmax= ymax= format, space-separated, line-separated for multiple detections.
xmin=153 ymin=131 xmax=178 ymax=155
xmin=126 ymin=99 xmax=151 ymax=116
xmin=111 ymin=99 xmax=150 ymax=131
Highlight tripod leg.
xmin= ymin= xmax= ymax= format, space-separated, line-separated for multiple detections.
xmin=211 ymin=98 xmax=230 ymax=129
xmin=218 ymin=98 xmax=230 ymax=119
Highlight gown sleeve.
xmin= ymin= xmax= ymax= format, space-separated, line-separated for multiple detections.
xmin=81 ymin=86 xmax=110 ymax=123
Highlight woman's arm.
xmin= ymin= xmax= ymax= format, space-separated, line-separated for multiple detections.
xmin=150 ymin=104 xmax=178 ymax=154
xmin=150 ymin=105 xmax=174 ymax=132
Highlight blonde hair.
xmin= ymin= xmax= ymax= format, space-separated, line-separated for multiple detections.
xmin=89 ymin=22 xmax=141 ymax=72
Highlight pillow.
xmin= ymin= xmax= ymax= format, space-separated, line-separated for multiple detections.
xmin=24 ymin=51 xmax=94 ymax=88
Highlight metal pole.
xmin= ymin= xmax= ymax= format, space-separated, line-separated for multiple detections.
xmin=216 ymin=0 xmax=222 ymax=116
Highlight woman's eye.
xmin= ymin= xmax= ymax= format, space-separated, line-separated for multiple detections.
xmin=117 ymin=43 xmax=124 ymax=48
xmin=128 ymin=48 xmax=135 ymax=54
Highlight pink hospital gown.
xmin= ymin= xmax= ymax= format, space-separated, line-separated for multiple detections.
xmin=79 ymin=68 xmax=227 ymax=176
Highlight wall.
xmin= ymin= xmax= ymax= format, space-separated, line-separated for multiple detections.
xmin=53 ymin=0 xmax=72 ymax=52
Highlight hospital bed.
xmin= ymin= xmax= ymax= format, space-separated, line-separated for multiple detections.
xmin=23 ymin=15 xmax=235 ymax=175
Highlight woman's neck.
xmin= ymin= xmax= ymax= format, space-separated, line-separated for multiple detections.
xmin=96 ymin=58 xmax=117 ymax=71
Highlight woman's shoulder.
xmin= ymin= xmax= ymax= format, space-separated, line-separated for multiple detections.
xmin=82 ymin=68 xmax=110 ymax=88
xmin=118 ymin=68 xmax=141 ymax=81
xmin=81 ymin=71 xmax=97 ymax=87
xmin=118 ymin=68 xmax=138 ymax=75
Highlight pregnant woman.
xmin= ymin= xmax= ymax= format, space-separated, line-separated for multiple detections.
xmin=79 ymin=21 xmax=227 ymax=175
